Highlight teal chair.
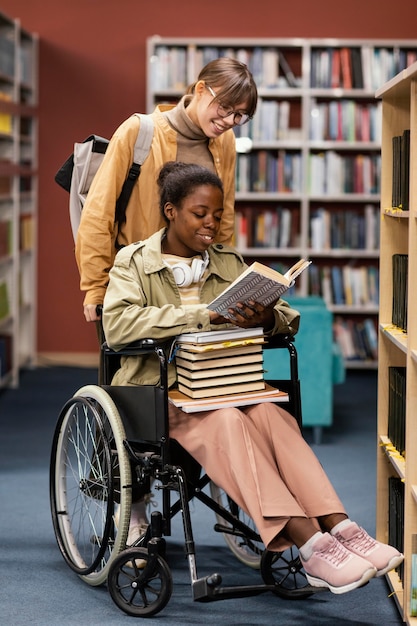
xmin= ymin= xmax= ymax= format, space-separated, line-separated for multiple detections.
xmin=264 ymin=296 xmax=345 ymax=444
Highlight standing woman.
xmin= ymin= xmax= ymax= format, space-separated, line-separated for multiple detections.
xmin=75 ymin=57 xmax=258 ymax=324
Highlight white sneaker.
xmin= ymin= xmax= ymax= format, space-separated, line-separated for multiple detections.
xmin=113 ymin=507 xmax=148 ymax=546
xmin=113 ymin=507 xmax=147 ymax=568
xmin=126 ymin=522 xmax=148 ymax=547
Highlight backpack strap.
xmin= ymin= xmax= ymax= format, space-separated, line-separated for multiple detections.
xmin=132 ymin=113 xmax=154 ymax=164
xmin=115 ymin=113 xmax=154 ymax=232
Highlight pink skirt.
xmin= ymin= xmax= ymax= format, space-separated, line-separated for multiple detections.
xmin=168 ymin=401 xmax=345 ymax=551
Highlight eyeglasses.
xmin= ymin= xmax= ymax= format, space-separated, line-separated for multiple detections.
xmin=206 ymin=85 xmax=251 ymax=126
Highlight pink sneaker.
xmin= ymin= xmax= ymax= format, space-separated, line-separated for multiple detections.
xmin=300 ymin=533 xmax=377 ymax=594
xmin=333 ymin=522 xmax=404 ymax=577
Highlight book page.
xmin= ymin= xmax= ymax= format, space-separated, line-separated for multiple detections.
xmin=284 ymin=259 xmax=312 ymax=282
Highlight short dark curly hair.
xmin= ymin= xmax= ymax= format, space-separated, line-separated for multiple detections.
xmin=157 ymin=162 xmax=224 ymax=222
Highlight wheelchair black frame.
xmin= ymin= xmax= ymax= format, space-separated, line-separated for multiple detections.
xmin=99 ymin=334 xmax=309 ymax=603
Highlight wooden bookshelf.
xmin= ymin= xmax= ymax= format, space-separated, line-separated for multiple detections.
xmin=146 ymin=37 xmax=417 ymax=368
xmin=375 ymin=61 xmax=417 ymax=624
xmin=0 ymin=11 xmax=38 ymax=388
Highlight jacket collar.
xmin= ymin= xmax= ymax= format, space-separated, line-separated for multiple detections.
xmin=140 ymin=228 xmax=237 ymax=284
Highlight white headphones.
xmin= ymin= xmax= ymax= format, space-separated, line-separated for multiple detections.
xmin=169 ymin=251 xmax=209 ymax=287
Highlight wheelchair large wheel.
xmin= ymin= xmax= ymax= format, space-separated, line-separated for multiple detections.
xmin=209 ymin=482 xmax=263 ymax=569
xmin=261 ymin=547 xmax=315 ymax=599
xmin=107 ymin=547 xmax=173 ymax=617
xmin=50 ymin=385 xmax=132 ymax=586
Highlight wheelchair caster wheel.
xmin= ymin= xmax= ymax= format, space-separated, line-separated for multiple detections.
xmin=261 ymin=547 xmax=315 ymax=599
xmin=107 ymin=547 xmax=173 ymax=617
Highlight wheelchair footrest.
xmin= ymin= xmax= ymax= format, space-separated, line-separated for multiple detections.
xmin=192 ymin=575 xmax=273 ymax=602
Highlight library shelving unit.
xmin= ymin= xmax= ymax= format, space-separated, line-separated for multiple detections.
xmin=0 ymin=11 xmax=38 ymax=388
xmin=375 ymin=61 xmax=417 ymax=625
xmin=146 ymin=36 xmax=417 ymax=368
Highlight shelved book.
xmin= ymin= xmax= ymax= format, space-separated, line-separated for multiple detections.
xmin=234 ymin=207 xmax=300 ymax=250
xmin=411 ymin=535 xmax=417 ymax=617
xmin=309 ymin=264 xmax=379 ymax=308
xmin=207 ymin=259 xmax=311 ymax=320
xmin=0 ymin=280 xmax=10 ymax=321
xmin=150 ymin=45 xmax=300 ymax=90
xmin=388 ymin=366 xmax=406 ymax=457
xmin=0 ymin=333 xmax=12 ymax=377
xmin=0 ymin=220 xmax=12 ymax=257
xmin=310 ymin=46 xmax=417 ymax=91
xmin=392 ymin=129 xmax=410 ymax=211
xmin=235 ymin=150 xmax=302 ymax=193
xmin=388 ymin=476 xmax=404 ymax=583
xmin=392 ymin=254 xmax=408 ymax=331
xmin=309 ymin=205 xmax=380 ymax=252
xmin=333 ymin=316 xmax=378 ymax=362
xmin=0 ymin=93 xmax=12 ymax=135
xmin=308 ymin=151 xmax=381 ymax=195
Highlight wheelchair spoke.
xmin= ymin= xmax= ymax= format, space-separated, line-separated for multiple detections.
xmin=209 ymin=482 xmax=263 ymax=569
xmin=261 ymin=547 xmax=314 ymax=599
xmin=50 ymin=386 xmax=131 ymax=585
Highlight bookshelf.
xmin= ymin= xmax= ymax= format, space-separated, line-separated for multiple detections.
xmin=375 ymin=61 xmax=417 ymax=624
xmin=0 ymin=11 xmax=38 ymax=388
xmin=146 ymin=37 xmax=417 ymax=368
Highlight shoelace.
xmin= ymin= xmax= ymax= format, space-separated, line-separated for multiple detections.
xmin=144 ymin=491 xmax=158 ymax=509
xmin=318 ymin=538 xmax=351 ymax=565
xmin=338 ymin=527 xmax=376 ymax=553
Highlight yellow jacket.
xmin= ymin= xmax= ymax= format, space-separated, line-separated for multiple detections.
xmin=75 ymin=105 xmax=237 ymax=306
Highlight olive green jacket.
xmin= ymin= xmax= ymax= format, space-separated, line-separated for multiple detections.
xmin=103 ymin=229 xmax=300 ymax=387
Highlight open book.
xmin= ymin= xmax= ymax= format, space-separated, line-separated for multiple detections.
xmin=208 ymin=259 xmax=311 ymax=319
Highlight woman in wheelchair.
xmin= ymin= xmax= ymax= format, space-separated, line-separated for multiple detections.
xmin=102 ymin=161 xmax=403 ymax=596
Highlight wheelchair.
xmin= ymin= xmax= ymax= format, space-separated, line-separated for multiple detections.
xmin=49 ymin=333 xmax=325 ymax=617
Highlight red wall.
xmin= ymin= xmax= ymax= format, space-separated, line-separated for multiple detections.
xmin=2 ymin=0 xmax=417 ymax=355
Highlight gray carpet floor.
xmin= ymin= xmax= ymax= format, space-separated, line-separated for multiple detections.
xmin=0 ymin=367 xmax=403 ymax=625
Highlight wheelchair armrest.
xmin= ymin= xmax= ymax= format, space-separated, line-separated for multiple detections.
xmin=101 ymin=339 xmax=171 ymax=388
xmin=102 ymin=338 xmax=167 ymax=357
xmin=265 ymin=334 xmax=296 ymax=351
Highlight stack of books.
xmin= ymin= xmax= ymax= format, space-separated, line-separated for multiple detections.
xmin=174 ymin=326 xmax=265 ymax=399
xmin=169 ymin=326 xmax=288 ymax=412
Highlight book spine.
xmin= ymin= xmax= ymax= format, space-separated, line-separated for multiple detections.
xmin=411 ymin=535 xmax=417 ymax=617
